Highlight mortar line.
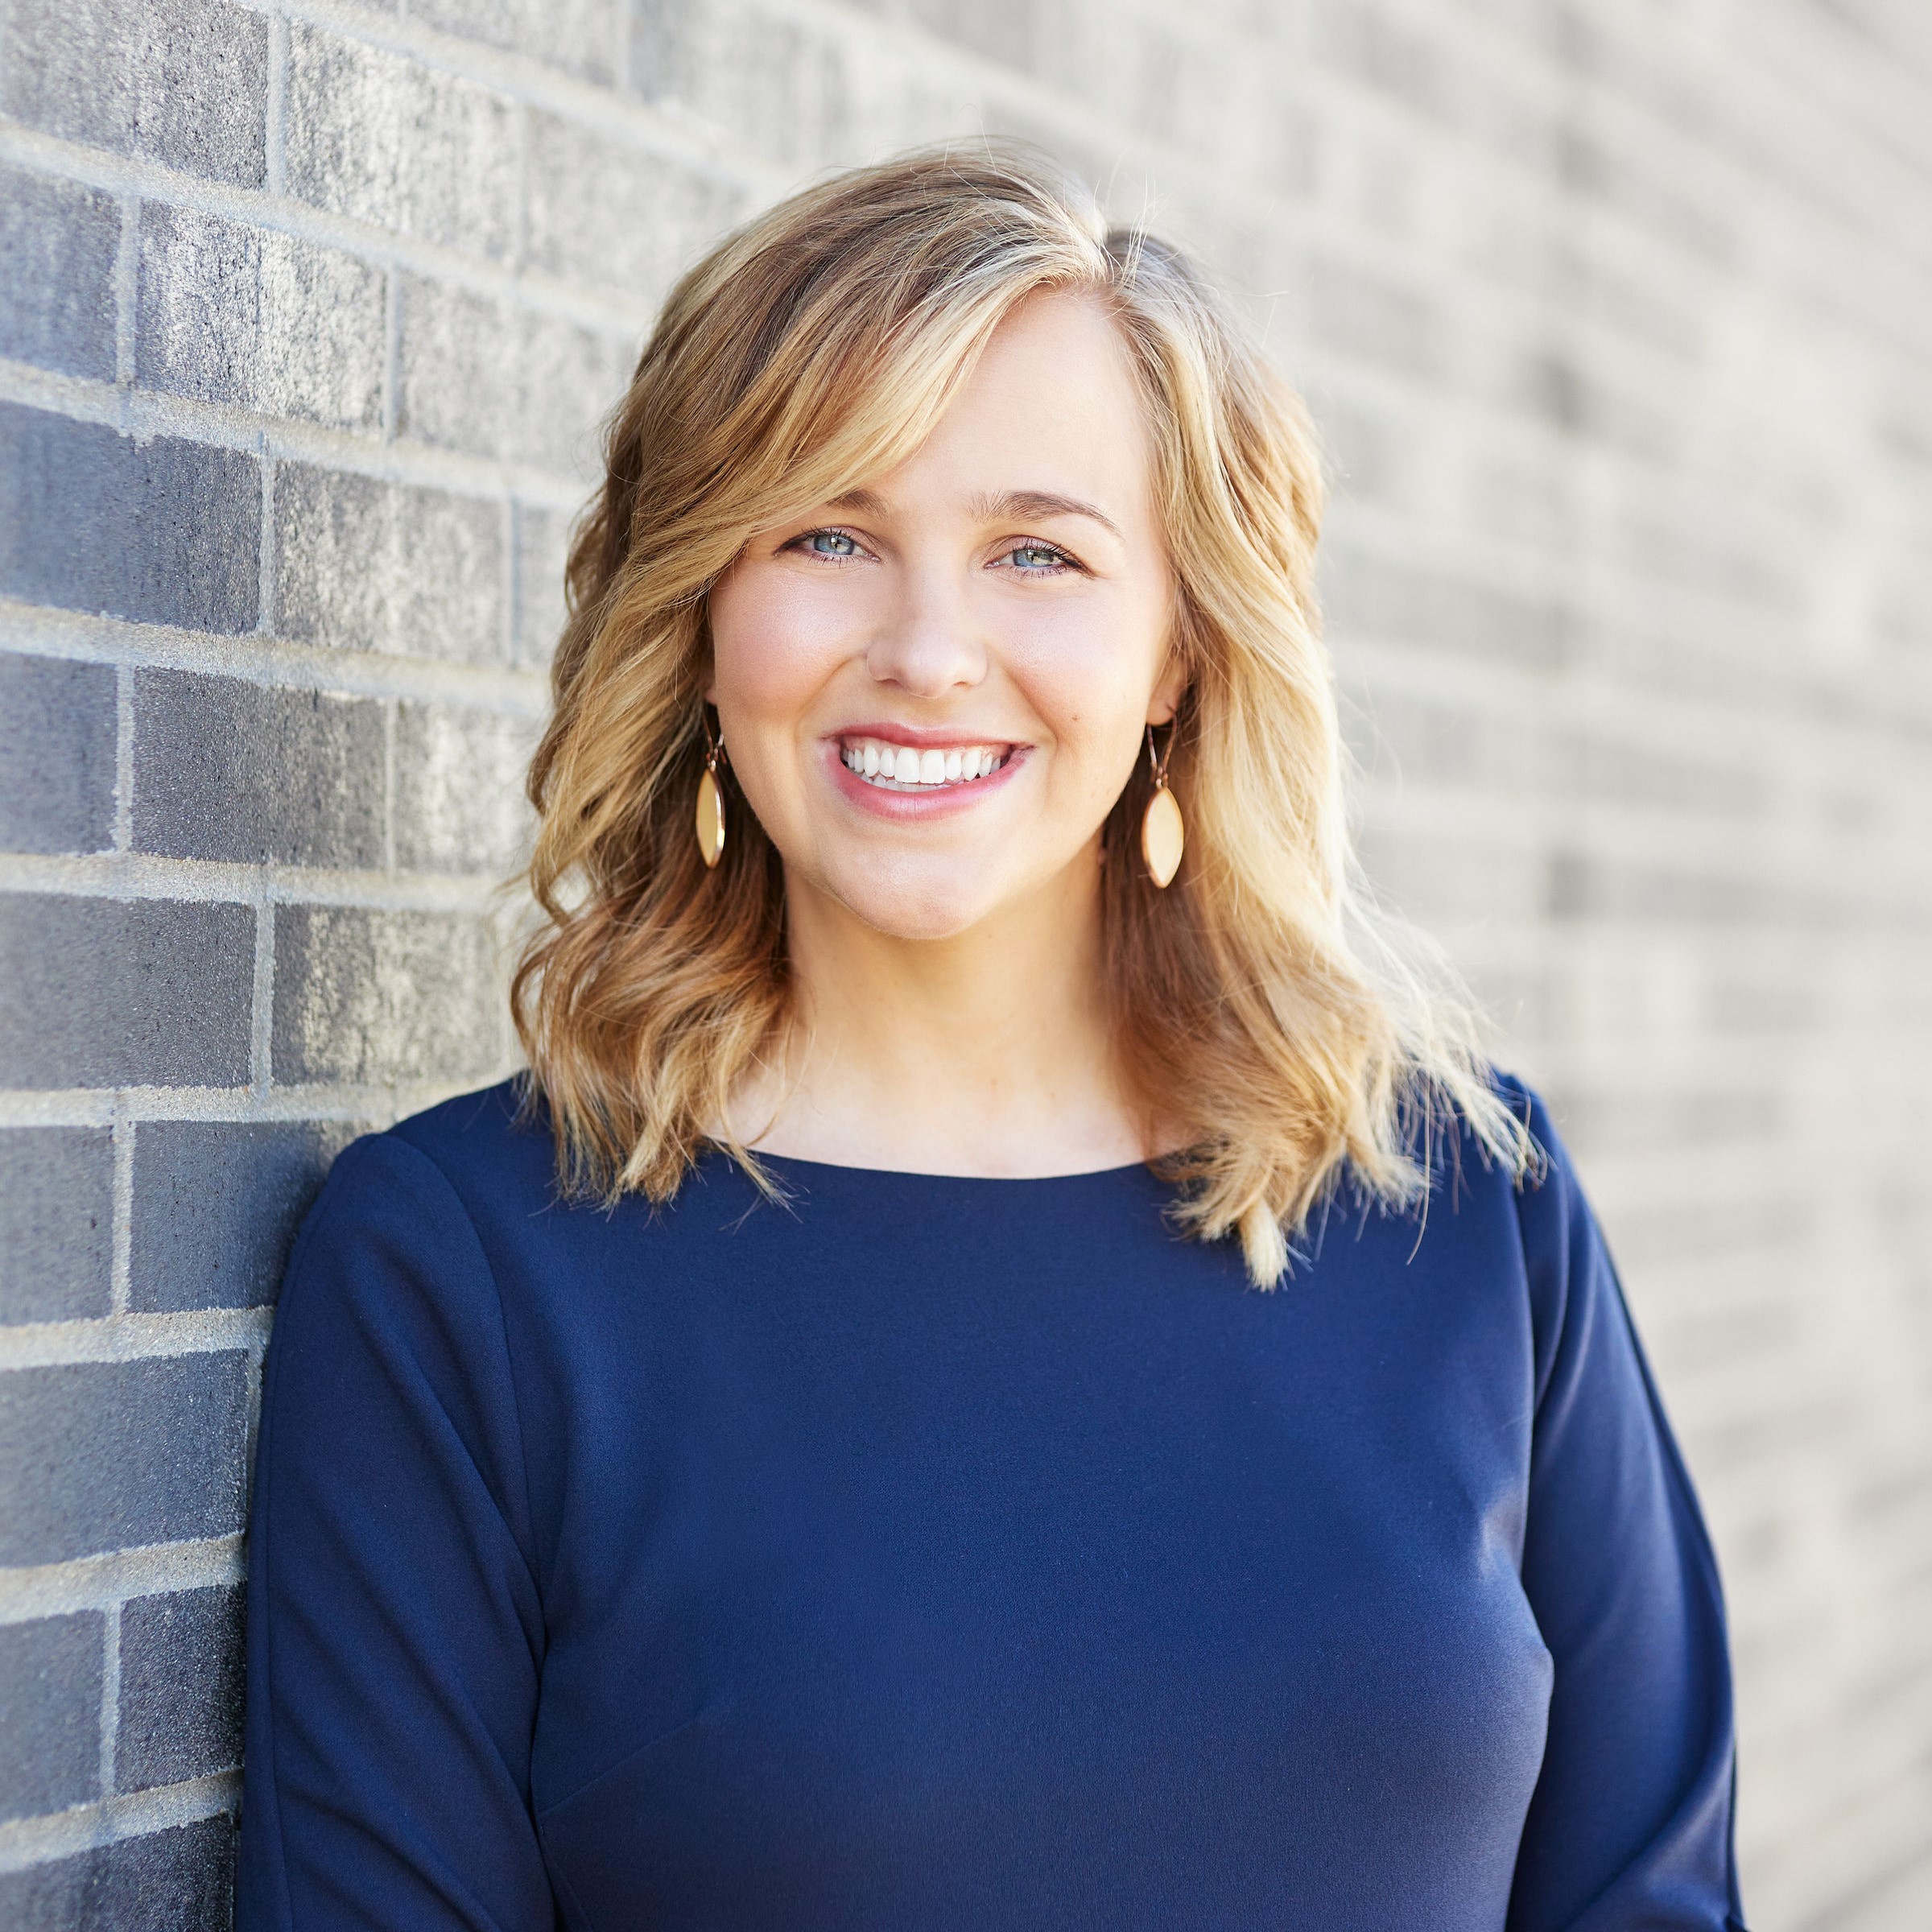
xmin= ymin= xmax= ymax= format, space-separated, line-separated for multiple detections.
xmin=258 ymin=455 xmax=279 ymax=638
xmin=251 ymin=897 xmax=277 ymax=1096
xmin=0 ymin=850 xmax=511 ymax=914
xmin=108 ymin=1108 xmax=134 ymax=1319
xmin=0 ymin=1772 xmax=238 ymax=1876
xmin=381 ymin=262 xmax=402 ymax=443
xmin=382 ymin=700 xmax=399 ymax=874
xmin=0 ymin=1539 xmax=247 ymax=1625
xmin=111 ymin=667 xmax=134 ymax=852
xmin=98 ymin=1603 xmax=122 ymax=1799
xmin=502 ymin=497 xmax=522 ymax=664
xmin=266 ymin=7 xmax=291 ymax=198
xmin=111 ymin=196 xmax=139 ymax=394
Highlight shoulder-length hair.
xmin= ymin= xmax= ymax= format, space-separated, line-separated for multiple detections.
xmin=513 ymin=140 xmax=1528 ymax=1284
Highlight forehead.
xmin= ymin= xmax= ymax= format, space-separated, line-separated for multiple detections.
xmin=875 ymin=290 xmax=1154 ymax=524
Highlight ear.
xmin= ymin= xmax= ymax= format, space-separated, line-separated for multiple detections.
xmin=1146 ymin=652 xmax=1187 ymax=728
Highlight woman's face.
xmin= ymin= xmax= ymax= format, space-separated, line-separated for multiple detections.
xmin=707 ymin=290 xmax=1183 ymax=942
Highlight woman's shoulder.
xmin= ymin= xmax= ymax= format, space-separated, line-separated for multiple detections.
xmin=285 ymin=1079 xmax=561 ymax=1290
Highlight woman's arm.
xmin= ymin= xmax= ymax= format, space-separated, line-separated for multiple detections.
xmin=1505 ymin=1084 xmax=1747 ymax=1932
xmin=237 ymin=1133 xmax=555 ymax=1931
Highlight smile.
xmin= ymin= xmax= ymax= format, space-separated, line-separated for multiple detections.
xmin=838 ymin=737 xmax=1011 ymax=791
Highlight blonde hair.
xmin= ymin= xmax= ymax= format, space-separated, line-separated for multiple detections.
xmin=514 ymin=141 xmax=1529 ymax=1284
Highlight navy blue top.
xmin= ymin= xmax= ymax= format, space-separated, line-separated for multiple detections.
xmin=237 ymin=1077 xmax=1744 ymax=1930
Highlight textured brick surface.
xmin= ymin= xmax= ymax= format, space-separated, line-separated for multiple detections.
xmin=0 ymin=894 xmax=254 ymax=1088
xmin=117 ymin=1586 xmax=245 ymax=1791
xmin=0 ymin=1354 xmax=252 ymax=1567
xmin=0 ymin=163 xmax=120 ymax=382
xmin=130 ymin=1121 xmax=357 ymax=1311
xmin=284 ymin=24 xmax=519 ymax=260
xmin=272 ymin=906 xmax=505 ymax=1085
xmin=0 ymin=1817 xmax=237 ymax=1932
xmin=397 ymin=275 xmax=628 ymax=476
xmin=274 ymin=464 xmax=508 ymax=663
xmin=1 ymin=0 xmax=1929 ymax=1923
xmin=0 ymin=653 xmax=117 ymax=856
xmin=394 ymin=703 xmax=537 ymax=875
xmin=0 ymin=1615 xmax=102 ymax=1821
xmin=138 ymin=204 xmax=387 ymax=431
xmin=131 ymin=671 xmax=386 ymax=869
xmin=0 ymin=1128 xmax=114 ymax=1323
xmin=0 ymin=405 xmax=259 ymax=634
xmin=0 ymin=0 xmax=267 ymax=187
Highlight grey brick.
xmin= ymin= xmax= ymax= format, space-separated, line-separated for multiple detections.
xmin=275 ymin=465 xmax=507 ymax=663
xmin=137 ymin=204 xmax=386 ymax=432
xmin=0 ymin=0 xmax=266 ymax=187
xmin=0 ymin=404 xmax=259 ymax=634
xmin=0 ymin=1128 xmax=114 ymax=1324
xmin=0 ymin=1613 xmax=102 ymax=1821
xmin=525 ymin=113 xmax=741 ymax=301
xmin=514 ymin=501 xmax=571 ymax=667
xmin=1310 ymin=258 xmax=1443 ymax=377
xmin=0 ymin=894 xmax=253 ymax=1088
xmin=0 ymin=1815 xmax=235 ymax=1932
xmin=631 ymin=0 xmax=848 ymax=166
xmin=0 ymin=163 xmax=120 ymax=381
xmin=1322 ymin=544 xmax=1573 ymax=667
xmin=394 ymin=703 xmax=535 ymax=875
xmin=397 ymin=276 xmax=628 ymax=477
xmin=1312 ymin=0 xmax=1448 ymax=120
xmin=1514 ymin=350 xmax=1676 ymax=458
xmin=117 ymin=1585 xmax=244 ymax=1790
xmin=0 ymin=652 xmax=117 ymax=855
xmin=130 ymin=1120 xmax=357 ymax=1312
xmin=0 ymin=1352 xmax=251 ymax=1566
xmin=272 ymin=906 xmax=503 ymax=1084
xmin=131 ymin=671 xmax=385 ymax=869
xmin=414 ymin=0 xmax=619 ymax=83
xmin=284 ymin=23 xmax=518 ymax=258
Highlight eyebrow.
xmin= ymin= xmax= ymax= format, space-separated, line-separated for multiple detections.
xmin=824 ymin=486 xmax=1123 ymax=542
xmin=971 ymin=489 xmax=1123 ymax=541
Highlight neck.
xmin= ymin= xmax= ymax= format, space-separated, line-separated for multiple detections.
xmin=730 ymin=845 xmax=1147 ymax=1176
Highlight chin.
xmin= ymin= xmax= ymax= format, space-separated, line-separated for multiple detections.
xmin=822 ymin=861 xmax=1009 ymax=943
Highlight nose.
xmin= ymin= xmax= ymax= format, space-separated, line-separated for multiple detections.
xmin=863 ymin=564 xmax=988 ymax=700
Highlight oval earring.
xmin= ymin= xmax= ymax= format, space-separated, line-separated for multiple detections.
xmin=1140 ymin=724 xmax=1185 ymax=889
xmin=695 ymin=711 xmax=727 ymax=869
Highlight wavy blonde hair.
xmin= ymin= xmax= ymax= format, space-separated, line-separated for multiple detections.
xmin=513 ymin=141 xmax=1528 ymax=1284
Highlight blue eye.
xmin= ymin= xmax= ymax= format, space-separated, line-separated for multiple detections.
xmin=803 ymin=530 xmax=857 ymax=557
xmin=1009 ymin=544 xmax=1067 ymax=572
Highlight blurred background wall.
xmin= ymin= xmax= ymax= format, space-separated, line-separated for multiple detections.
xmin=1 ymin=0 xmax=1928 ymax=1925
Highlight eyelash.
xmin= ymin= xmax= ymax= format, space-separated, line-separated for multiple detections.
xmin=786 ymin=528 xmax=1084 ymax=576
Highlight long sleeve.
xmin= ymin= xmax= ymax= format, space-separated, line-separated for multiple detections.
xmin=237 ymin=1133 xmax=555 ymax=1932
xmin=1505 ymin=1086 xmax=1747 ymax=1931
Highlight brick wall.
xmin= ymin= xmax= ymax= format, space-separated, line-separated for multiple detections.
xmin=0 ymin=1 xmax=1926 ymax=1926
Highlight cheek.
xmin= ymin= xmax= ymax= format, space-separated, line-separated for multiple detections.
xmin=708 ymin=572 xmax=856 ymax=720
xmin=1000 ymin=590 xmax=1168 ymax=762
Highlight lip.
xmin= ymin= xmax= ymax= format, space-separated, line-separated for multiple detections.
xmin=822 ymin=730 xmax=1028 ymax=821
xmin=829 ymin=720 xmax=1024 ymax=752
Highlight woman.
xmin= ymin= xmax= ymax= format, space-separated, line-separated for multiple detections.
xmin=237 ymin=146 xmax=1745 ymax=1930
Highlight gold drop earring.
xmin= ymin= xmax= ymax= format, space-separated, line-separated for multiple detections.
xmin=1141 ymin=724 xmax=1184 ymax=889
xmin=695 ymin=710 xmax=727 ymax=869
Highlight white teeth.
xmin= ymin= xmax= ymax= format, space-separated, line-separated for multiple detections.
xmin=838 ymin=737 xmax=1011 ymax=789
